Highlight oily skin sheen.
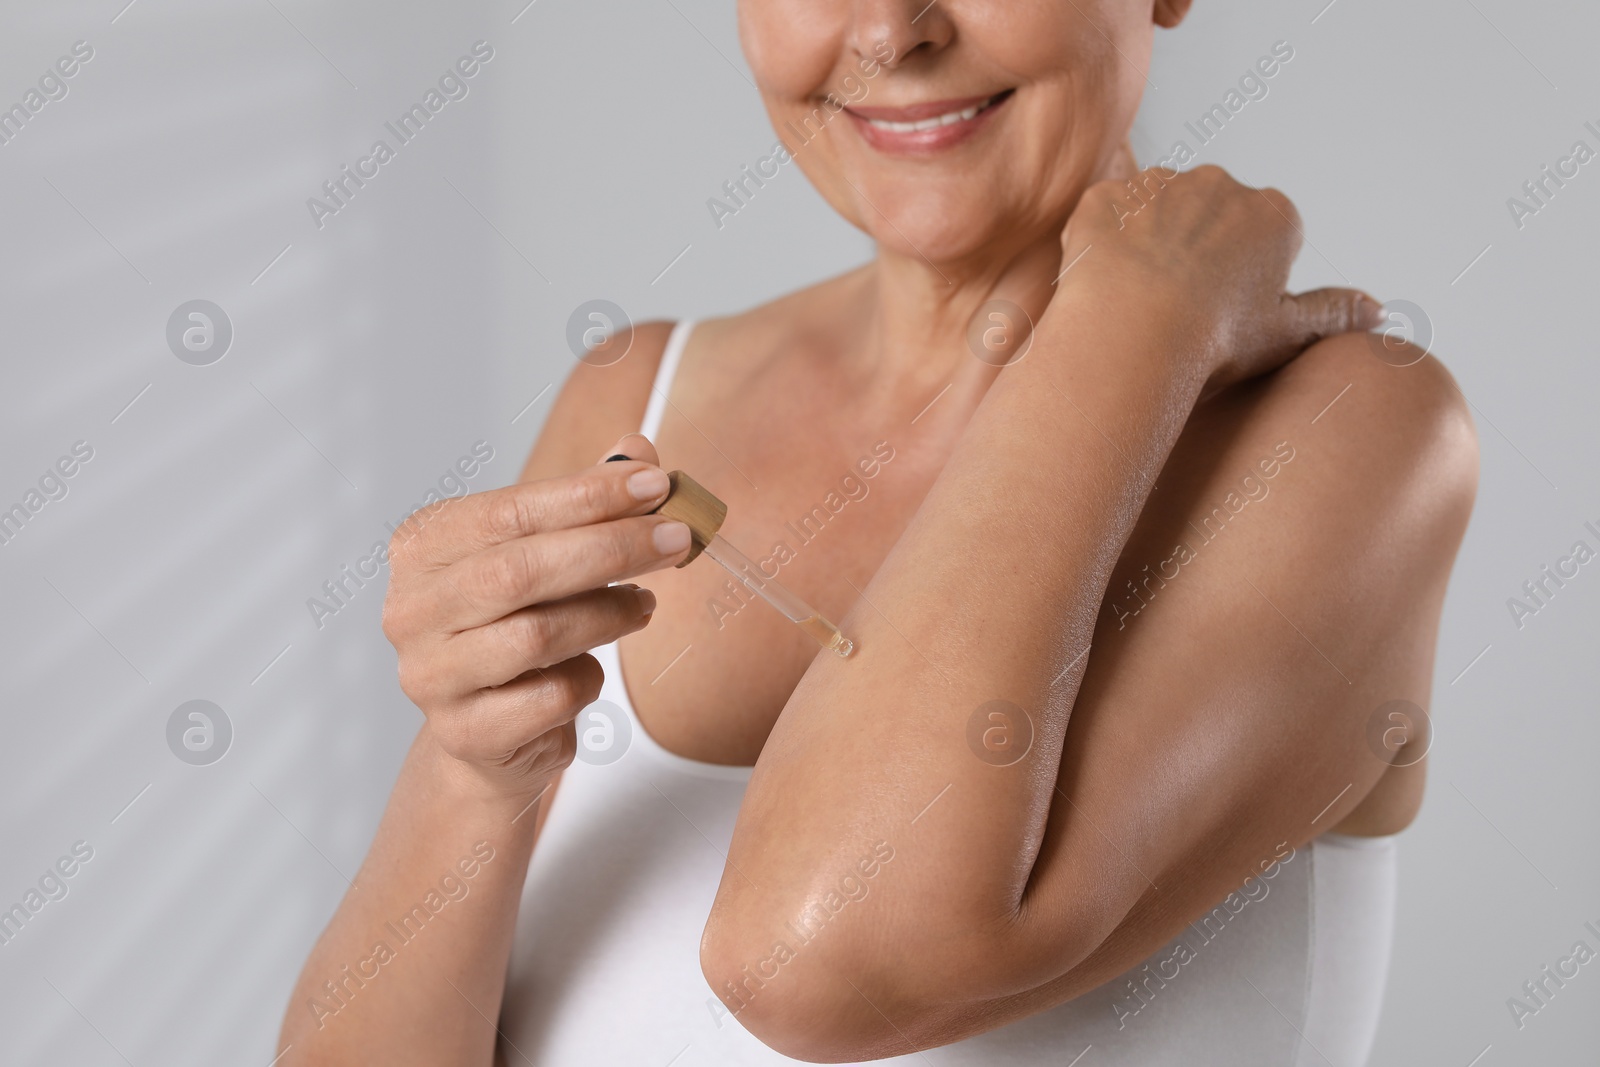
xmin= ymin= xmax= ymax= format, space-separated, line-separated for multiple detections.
xmin=280 ymin=1 xmax=1477 ymax=1063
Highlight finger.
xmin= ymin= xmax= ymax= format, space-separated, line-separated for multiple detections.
xmin=428 ymin=654 xmax=603 ymax=765
xmin=391 ymin=459 xmax=673 ymax=569
xmin=599 ymin=433 xmax=661 ymax=467
xmin=420 ymin=513 xmax=690 ymax=631
xmin=1279 ymin=287 xmax=1388 ymax=350
xmin=443 ymin=585 xmax=654 ymax=692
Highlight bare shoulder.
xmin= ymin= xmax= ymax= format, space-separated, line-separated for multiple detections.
xmin=519 ymin=319 xmax=678 ymax=482
xmin=684 ymin=267 xmax=872 ymax=366
xmin=1243 ymin=333 xmax=1479 ymax=830
xmin=522 ymin=269 xmax=867 ymax=484
xmin=1113 ymin=330 xmax=1480 ymax=613
xmin=1170 ymin=332 xmax=1479 ymax=562
xmin=1089 ymin=331 xmax=1480 ymax=835
xmin=1265 ymin=332 xmax=1479 ymax=517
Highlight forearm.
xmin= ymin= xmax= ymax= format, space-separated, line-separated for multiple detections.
xmin=707 ymin=294 xmax=1202 ymax=1004
xmin=276 ymin=428 xmax=681 ymax=1061
xmin=279 ymin=726 xmax=544 ymax=1065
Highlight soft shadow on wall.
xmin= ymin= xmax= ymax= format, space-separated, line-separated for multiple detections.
xmin=0 ymin=1 xmax=504 ymax=1062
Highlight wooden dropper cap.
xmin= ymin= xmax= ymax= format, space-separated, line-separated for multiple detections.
xmin=655 ymin=470 xmax=727 ymax=567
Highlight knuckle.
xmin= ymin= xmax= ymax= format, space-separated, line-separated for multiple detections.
xmin=1133 ymin=166 xmax=1172 ymax=195
xmin=386 ymin=525 xmax=406 ymax=562
xmin=601 ymin=522 xmax=641 ymax=574
xmin=566 ymin=654 xmax=605 ymax=708
xmin=507 ymin=607 xmax=557 ymax=662
xmin=380 ymin=593 xmax=407 ymax=644
xmin=536 ymin=667 xmax=583 ymax=715
xmin=568 ymin=471 xmax=611 ymax=517
xmin=389 ymin=497 xmax=459 ymax=565
xmin=1261 ymin=187 xmax=1300 ymax=224
xmin=412 ymin=499 xmax=449 ymax=538
xmin=518 ymin=722 xmax=577 ymax=776
xmin=484 ymin=490 xmax=531 ymax=542
xmin=536 ymin=655 xmax=602 ymax=716
xmin=547 ymin=723 xmax=579 ymax=772
xmin=483 ymin=544 xmax=540 ymax=601
xmin=387 ymin=519 xmax=419 ymax=567
xmin=396 ymin=656 xmax=438 ymax=707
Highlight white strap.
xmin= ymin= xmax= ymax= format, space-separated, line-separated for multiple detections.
xmin=639 ymin=319 xmax=695 ymax=440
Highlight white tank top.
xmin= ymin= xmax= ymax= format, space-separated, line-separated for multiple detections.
xmin=500 ymin=320 xmax=1399 ymax=1066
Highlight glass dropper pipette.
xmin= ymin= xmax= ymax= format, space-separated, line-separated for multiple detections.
xmin=624 ymin=461 xmax=855 ymax=658
xmin=700 ymin=533 xmax=854 ymax=658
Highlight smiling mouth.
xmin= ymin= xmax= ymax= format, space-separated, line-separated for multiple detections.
xmin=844 ymin=90 xmax=1013 ymax=154
xmin=856 ymin=91 xmax=1011 ymax=131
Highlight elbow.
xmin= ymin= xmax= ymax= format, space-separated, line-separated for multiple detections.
xmin=698 ymin=920 xmax=951 ymax=1063
xmin=699 ymin=895 xmax=1104 ymax=1062
xmin=698 ymin=936 xmax=898 ymax=1062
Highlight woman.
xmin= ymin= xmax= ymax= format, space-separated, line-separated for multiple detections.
xmin=280 ymin=1 xmax=1476 ymax=1063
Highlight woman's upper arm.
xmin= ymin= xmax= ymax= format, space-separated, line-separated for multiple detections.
xmin=702 ymin=332 xmax=1476 ymax=1058
xmin=1011 ymin=336 xmax=1477 ymax=990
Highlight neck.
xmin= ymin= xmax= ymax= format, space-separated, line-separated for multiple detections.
xmin=851 ymin=140 xmax=1136 ymax=387
xmin=866 ymin=224 xmax=1066 ymax=362
xmin=834 ymin=218 xmax=1067 ymax=410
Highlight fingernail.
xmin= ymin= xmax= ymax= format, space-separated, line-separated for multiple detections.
xmin=635 ymin=587 xmax=657 ymax=617
xmin=628 ymin=468 xmax=670 ymax=501
xmin=1362 ymin=297 xmax=1388 ymax=328
xmin=653 ymin=521 xmax=692 ymax=555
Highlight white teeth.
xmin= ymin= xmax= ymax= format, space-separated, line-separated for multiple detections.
xmin=867 ymin=100 xmax=987 ymax=133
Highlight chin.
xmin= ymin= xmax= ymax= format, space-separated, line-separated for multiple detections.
xmin=783 ymin=143 xmax=1016 ymax=264
xmin=782 ymin=107 xmax=1091 ymax=268
xmin=857 ymin=184 xmax=1012 ymax=265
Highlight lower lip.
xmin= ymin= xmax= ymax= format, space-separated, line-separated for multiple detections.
xmin=846 ymin=93 xmax=1011 ymax=157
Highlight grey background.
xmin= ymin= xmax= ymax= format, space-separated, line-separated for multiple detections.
xmin=0 ymin=0 xmax=1594 ymax=1064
